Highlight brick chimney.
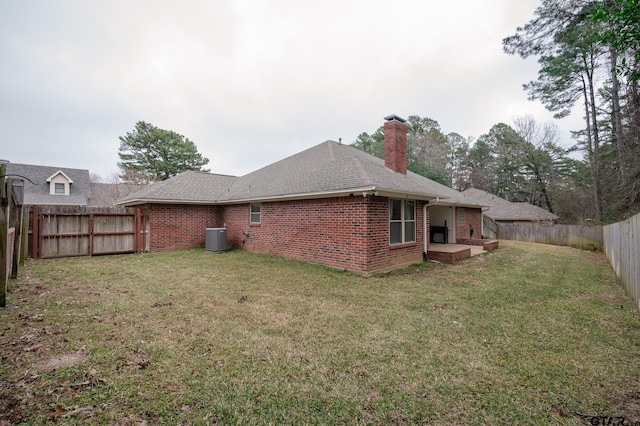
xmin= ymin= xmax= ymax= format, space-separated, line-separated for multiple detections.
xmin=383 ymin=114 xmax=408 ymax=174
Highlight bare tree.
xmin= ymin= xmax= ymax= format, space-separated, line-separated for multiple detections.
xmin=512 ymin=116 xmax=566 ymax=213
xmin=88 ymin=171 xmax=148 ymax=207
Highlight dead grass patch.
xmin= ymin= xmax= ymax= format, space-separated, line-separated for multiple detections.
xmin=33 ymin=353 xmax=86 ymax=373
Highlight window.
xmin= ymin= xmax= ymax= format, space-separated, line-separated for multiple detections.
xmin=389 ymin=199 xmax=416 ymax=245
xmin=457 ymin=208 xmax=465 ymax=226
xmin=250 ymin=203 xmax=261 ymax=224
xmin=47 ymin=171 xmax=72 ymax=195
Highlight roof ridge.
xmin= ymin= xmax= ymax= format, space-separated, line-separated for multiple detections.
xmin=327 ymin=140 xmax=337 ymax=161
xmin=351 ymin=157 xmax=373 ymax=186
xmin=185 ymin=170 xmax=238 ymax=178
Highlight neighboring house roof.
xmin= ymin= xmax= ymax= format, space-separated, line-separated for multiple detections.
xmin=5 ymin=162 xmax=91 ymax=206
xmin=117 ymin=141 xmax=486 ymax=208
xmin=461 ymin=188 xmax=560 ymax=221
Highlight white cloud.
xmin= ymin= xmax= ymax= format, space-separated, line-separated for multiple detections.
xmin=0 ymin=0 xmax=583 ymax=179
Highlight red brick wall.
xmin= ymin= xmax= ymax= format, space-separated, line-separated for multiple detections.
xmin=140 ymin=197 xmax=430 ymax=274
xmin=365 ymin=198 xmax=426 ymax=273
xmin=223 ymin=197 xmax=427 ymax=274
xmin=455 ymin=207 xmax=482 ymax=240
xmin=142 ymin=204 xmax=221 ymax=251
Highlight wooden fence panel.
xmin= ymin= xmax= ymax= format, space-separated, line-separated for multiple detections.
xmin=33 ymin=206 xmax=144 ymax=259
xmin=603 ymin=223 xmax=621 ymax=277
xmin=604 ymin=214 xmax=640 ymax=311
xmin=40 ymin=213 xmax=90 ymax=258
xmin=93 ymin=214 xmax=136 ymax=254
xmin=497 ymin=223 xmax=603 ymax=251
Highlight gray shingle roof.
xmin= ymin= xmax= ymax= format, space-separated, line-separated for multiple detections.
xmin=88 ymin=183 xmax=149 ymax=207
xmin=461 ymin=188 xmax=560 ymax=221
xmin=5 ymin=162 xmax=91 ymax=205
xmin=117 ymin=172 xmax=237 ymax=204
xmin=117 ymin=141 xmax=486 ymax=207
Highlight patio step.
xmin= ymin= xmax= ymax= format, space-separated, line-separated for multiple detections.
xmin=455 ymin=238 xmax=499 ymax=251
xmin=482 ymin=240 xmax=499 ymax=250
xmin=427 ymin=245 xmax=471 ymax=264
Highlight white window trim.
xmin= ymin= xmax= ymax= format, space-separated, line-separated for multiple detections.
xmin=389 ymin=199 xmax=416 ymax=245
xmin=46 ymin=171 xmax=73 ymax=196
xmin=250 ymin=203 xmax=261 ymax=224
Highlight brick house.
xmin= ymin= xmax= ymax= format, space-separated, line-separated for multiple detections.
xmin=117 ymin=115 xmax=487 ymax=274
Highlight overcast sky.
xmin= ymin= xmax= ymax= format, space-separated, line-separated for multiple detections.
xmin=1 ymin=0 xmax=584 ymax=180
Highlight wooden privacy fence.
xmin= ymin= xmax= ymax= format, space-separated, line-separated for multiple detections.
xmin=497 ymin=222 xmax=603 ymax=251
xmin=603 ymin=213 xmax=640 ymax=311
xmin=31 ymin=206 xmax=148 ymax=259
xmin=1 ymin=164 xmax=26 ymax=307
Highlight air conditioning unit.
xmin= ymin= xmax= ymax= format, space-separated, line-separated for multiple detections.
xmin=205 ymin=228 xmax=227 ymax=252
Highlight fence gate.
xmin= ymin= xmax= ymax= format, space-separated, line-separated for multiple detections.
xmin=31 ymin=206 xmax=148 ymax=259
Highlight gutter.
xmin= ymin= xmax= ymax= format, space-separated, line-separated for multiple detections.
xmin=117 ymin=186 xmax=450 ymax=207
xmin=115 ymin=187 xmax=377 ymax=207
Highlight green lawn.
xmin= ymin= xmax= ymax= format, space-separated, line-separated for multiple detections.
xmin=1 ymin=240 xmax=639 ymax=425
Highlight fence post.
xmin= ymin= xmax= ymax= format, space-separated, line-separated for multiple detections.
xmin=10 ymin=180 xmax=24 ymax=278
xmin=19 ymin=206 xmax=29 ymax=264
xmin=135 ymin=208 xmax=140 ymax=253
xmin=32 ymin=205 xmax=40 ymax=259
xmin=0 ymin=163 xmax=9 ymax=307
xmin=89 ymin=213 xmax=94 ymax=256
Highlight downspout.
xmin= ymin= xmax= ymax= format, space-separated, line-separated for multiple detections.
xmin=423 ymin=197 xmax=441 ymax=260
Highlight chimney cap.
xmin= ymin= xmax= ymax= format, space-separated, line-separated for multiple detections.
xmin=384 ymin=114 xmax=406 ymax=123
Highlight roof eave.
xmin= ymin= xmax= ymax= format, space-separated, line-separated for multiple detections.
xmin=372 ymin=188 xmax=446 ymax=202
xmin=456 ymin=202 xmax=489 ymax=208
xmin=220 ymin=186 xmax=379 ymax=204
xmin=490 ymin=216 xmax=557 ymax=221
xmin=116 ymin=198 xmax=220 ymax=207
xmin=431 ymin=200 xmax=488 ymax=208
xmin=223 ymin=186 xmax=454 ymax=204
xmin=116 ymin=186 xmax=450 ymax=206
xmin=25 ymin=202 xmax=87 ymax=207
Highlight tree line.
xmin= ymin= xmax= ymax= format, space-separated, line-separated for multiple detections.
xmin=351 ymin=115 xmax=592 ymax=224
xmin=503 ymin=0 xmax=640 ymax=223
xmin=354 ymin=0 xmax=640 ymax=225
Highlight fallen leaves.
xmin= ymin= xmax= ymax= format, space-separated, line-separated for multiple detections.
xmin=0 ymin=362 xmax=105 ymax=423
xmin=23 ymin=342 xmax=45 ymax=353
xmin=61 ymin=406 xmax=96 ymax=419
xmin=115 ymin=357 xmax=152 ymax=371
